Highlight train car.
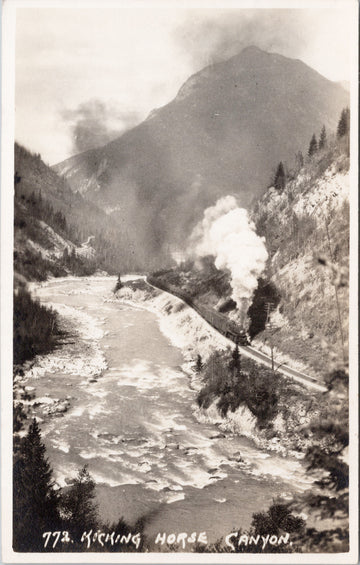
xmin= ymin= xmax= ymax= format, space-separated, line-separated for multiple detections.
xmin=148 ymin=276 xmax=249 ymax=346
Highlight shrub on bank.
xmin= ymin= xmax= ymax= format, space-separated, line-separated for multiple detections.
xmin=197 ymin=348 xmax=280 ymax=427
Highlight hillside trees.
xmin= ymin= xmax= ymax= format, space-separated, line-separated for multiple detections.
xmin=16 ymin=188 xmax=72 ymax=242
xmin=274 ymin=162 xmax=286 ymax=192
xmin=337 ymin=108 xmax=350 ymax=138
xmin=14 ymin=247 xmax=68 ymax=281
xmin=13 ymin=288 xmax=62 ymax=366
xmin=197 ymin=350 xmax=280 ymax=426
xmin=337 ymin=107 xmax=350 ymax=157
xmin=295 ymin=151 xmax=304 ymax=172
xmin=318 ymin=125 xmax=327 ymax=150
xmin=61 ymin=247 xmax=96 ymax=277
xmin=12 ymin=417 xmax=144 ymax=552
xmin=61 ymin=465 xmax=99 ymax=539
xmin=13 ymin=419 xmax=60 ymax=551
xmin=267 ymin=106 xmax=349 ymax=201
xmin=254 ymin=132 xmax=349 ymax=376
xmin=14 ymin=143 xmax=141 ymax=276
xmin=308 ymin=134 xmax=318 ymax=157
xmin=193 ymin=354 xmax=204 ymax=374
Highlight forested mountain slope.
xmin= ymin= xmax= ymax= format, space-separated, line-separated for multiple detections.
xmin=14 ymin=143 xmax=154 ymax=282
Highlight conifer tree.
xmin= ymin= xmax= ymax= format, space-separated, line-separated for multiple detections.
xmin=273 ymin=162 xmax=286 ymax=192
xmin=337 ymin=107 xmax=350 ymax=138
xmin=13 ymin=419 xmax=59 ymax=551
xmin=194 ymin=354 xmax=204 ymax=374
xmin=229 ymin=344 xmax=241 ymax=379
xmin=62 ymin=246 xmax=69 ymax=264
xmin=295 ymin=151 xmax=304 ymax=171
xmin=114 ymin=273 xmax=123 ymax=293
xmin=319 ymin=125 xmax=327 ymax=150
xmin=61 ymin=465 xmax=99 ymax=539
xmin=308 ymin=134 xmax=318 ymax=157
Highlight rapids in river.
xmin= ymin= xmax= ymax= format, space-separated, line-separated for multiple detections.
xmin=25 ymin=276 xmax=312 ymax=546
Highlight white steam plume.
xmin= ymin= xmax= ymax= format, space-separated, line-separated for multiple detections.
xmin=188 ymin=195 xmax=268 ymax=308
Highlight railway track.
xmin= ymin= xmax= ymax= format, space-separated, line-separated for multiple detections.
xmin=146 ymin=276 xmax=327 ymax=393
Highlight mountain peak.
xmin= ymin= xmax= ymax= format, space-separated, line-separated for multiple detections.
xmin=240 ymin=45 xmax=264 ymax=55
xmin=175 ymin=46 xmax=269 ymax=102
xmin=229 ymin=45 xmax=271 ymax=63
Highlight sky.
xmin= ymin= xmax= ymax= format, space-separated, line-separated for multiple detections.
xmin=13 ymin=1 xmax=355 ymax=165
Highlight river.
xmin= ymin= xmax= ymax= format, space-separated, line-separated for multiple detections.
xmin=25 ymin=275 xmax=312 ymax=547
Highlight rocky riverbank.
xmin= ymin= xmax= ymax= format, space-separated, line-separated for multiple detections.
xmin=113 ymin=281 xmax=322 ymax=460
xmin=14 ymin=277 xmax=109 ymax=424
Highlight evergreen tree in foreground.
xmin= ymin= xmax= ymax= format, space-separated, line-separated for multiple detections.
xmin=61 ymin=465 xmax=99 ymax=540
xmin=13 ymin=419 xmax=60 ymax=551
xmin=13 ymin=418 xmax=102 ymax=552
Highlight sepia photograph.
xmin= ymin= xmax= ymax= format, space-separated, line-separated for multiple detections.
xmin=1 ymin=0 xmax=358 ymax=562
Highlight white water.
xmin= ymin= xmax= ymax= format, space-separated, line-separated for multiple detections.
xmin=22 ymin=276 xmax=312 ymax=545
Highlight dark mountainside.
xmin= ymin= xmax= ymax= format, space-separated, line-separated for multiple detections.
xmin=53 ymin=46 xmax=348 ymax=263
xmin=14 ymin=144 xmax=157 ymax=283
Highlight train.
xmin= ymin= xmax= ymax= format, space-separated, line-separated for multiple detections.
xmin=147 ymin=275 xmax=249 ymax=346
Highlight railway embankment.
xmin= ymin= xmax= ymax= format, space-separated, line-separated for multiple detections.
xmin=146 ymin=276 xmax=326 ymax=392
xmin=113 ymin=279 xmax=329 ymax=458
